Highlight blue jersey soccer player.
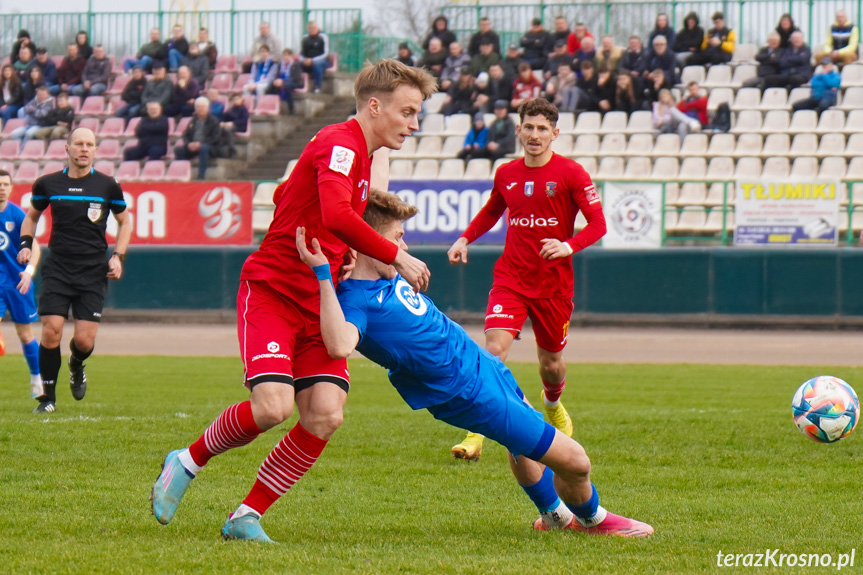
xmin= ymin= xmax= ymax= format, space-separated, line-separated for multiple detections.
xmin=295 ymin=190 xmax=653 ymax=537
xmin=0 ymin=168 xmax=42 ymax=397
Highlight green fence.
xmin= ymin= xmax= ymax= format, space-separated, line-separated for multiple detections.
xmin=442 ymin=0 xmax=861 ymax=52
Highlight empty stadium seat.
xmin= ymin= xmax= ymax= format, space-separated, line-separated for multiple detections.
xmin=411 ymin=159 xmax=438 ymax=180
xmin=492 ymin=158 xmax=510 ymax=174
xmin=116 ymin=161 xmax=141 ymax=182
xmin=420 ymin=113 xmax=444 ymax=134
xmin=730 ymin=110 xmax=762 ymax=133
xmin=732 ymin=43 xmax=757 ymax=63
xmin=816 ymin=133 xmax=846 ymax=157
xmin=165 ymin=160 xmax=192 ymax=182
xmin=623 ymin=133 xmax=652 ymax=156
xmin=80 ymin=96 xmax=105 ymax=116
xmin=281 ymin=159 xmax=299 ymax=181
xmin=389 ymin=136 xmax=417 ymax=158
xmin=844 ymin=109 xmax=863 ymax=134
xmin=820 ymin=156 xmax=847 ymax=179
xmin=94 ymin=160 xmax=115 ymax=177
xmin=789 ymin=133 xmax=818 ymax=156
xmin=679 ymin=65 xmax=706 ymax=87
xmin=444 ymin=114 xmax=471 ymax=136
xmin=761 ymin=133 xmax=790 ymax=156
xmin=96 ymin=139 xmax=121 ymax=160
xmin=705 ymin=183 xmax=731 ymax=205
xmin=0 ymin=161 xmax=13 ymax=174
xmin=415 ymin=135 xmax=442 ymax=158
xmin=253 ymin=182 xmax=277 ymax=206
xmin=209 ymin=73 xmax=234 ymax=93
xmin=439 ymin=158 xmax=465 ymax=179
xmin=424 ymin=92 xmax=447 ymax=115
xmin=703 ymin=208 xmax=732 ymax=232
xmin=706 ymin=87 xmax=733 ymax=111
xmin=846 ymin=133 xmax=863 ymax=157
xmin=572 ymin=134 xmax=599 ymax=156
xmin=790 ymin=156 xmax=818 ymax=178
xmin=574 ymin=156 xmax=597 ymax=174
xmin=550 ymin=134 xmax=573 ymax=155
xmin=706 ymin=133 xmax=735 ymax=156
xmin=99 ymin=117 xmax=125 ymax=138
xmin=622 ymin=156 xmax=652 ymax=179
xmin=215 ymin=54 xmax=239 ymax=74
xmin=732 ymin=133 xmax=762 ymax=157
xmin=673 ymin=207 xmax=708 ymax=232
xmin=624 ymin=110 xmax=655 ymax=134
xmin=599 ymin=111 xmax=627 ymax=133
xmin=41 ymin=161 xmax=64 ymax=175
xmin=788 ymin=110 xmax=817 ymax=133
xmin=675 ymin=183 xmax=707 ymax=205
xmin=679 ymin=156 xmax=707 ymax=179
xmin=389 ymin=159 xmax=413 ymax=179
xmin=106 ymin=96 xmax=123 ymax=116
xmin=841 ymin=64 xmax=863 ymax=87
xmin=787 ymin=87 xmax=811 ymax=108
xmin=596 ymin=156 xmax=624 ymax=179
xmin=729 ymin=64 xmax=757 ymax=88
xmin=231 ymin=73 xmax=251 ymax=92
xmin=651 ymin=156 xmax=679 ymax=180
xmin=762 ymin=156 xmax=790 ymax=178
xmin=19 ymin=140 xmax=44 ymax=160
xmin=14 ymin=162 xmax=40 ymax=183
xmin=106 ymin=74 xmax=130 ymax=96
xmin=67 ymin=96 xmax=81 ymax=113
xmin=758 ymin=88 xmax=788 ymax=110
xmin=254 ymin=95 xmax=280 ymax=116
xmin=464 ymin=159 xmax=491 ymax=180
xmin=679 ymin=133 xmax=708 ymax=156
xmin=759 ymin=110 xmax=790 ymax=134
xmin=1 ymin=119 xmax=24 ymax=138
xmin=651 ymin=133 xmax=680 ymax=156
xmin=78 ymin=118 xmax=100 ymax=134
xmin=574 ymin=111 xmax=601 ymax=133
xmin=815 ymin=110 xmax=845 ymax=134
xmin=557 ymin=112 xmax=575 ymax=133
xmin=734 ymin=156 xmax=762 ymax=179
xmin=701 ymin=65 xmax=732 ymax=88
xmin=44 ymin=139 xmax=67 ymax=160
xmin=139 ymin=160 xmax=166 ymax=181
xmin=599 ymin=133 xmax=626 ymax=156
xmin=439 ymin=135 xmax=462 ymax=157
xmin=172 ymin=116 xmax=192 ymax=138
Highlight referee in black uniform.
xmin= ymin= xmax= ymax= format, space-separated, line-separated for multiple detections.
xmin=18 ymin=128 xmax=131 ymax=413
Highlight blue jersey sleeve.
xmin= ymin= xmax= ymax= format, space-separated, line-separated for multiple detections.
xmin=337 ymin=287 xmax=368 ymax=342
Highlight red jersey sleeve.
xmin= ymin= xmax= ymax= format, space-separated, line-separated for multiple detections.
xmin=566 ymin=166 xmax=606 ymax=253
xmin=461 ymin=172 xmax=508 ymax=243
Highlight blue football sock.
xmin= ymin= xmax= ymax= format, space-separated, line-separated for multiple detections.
xmin=519 ymin=466 xmax=560 ymax=513
xmin=566 ymin=482 xmax=599 ymax=519
xmin=23 ymin=339 xmax=40 ymax=376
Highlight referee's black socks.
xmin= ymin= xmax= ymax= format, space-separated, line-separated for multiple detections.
xmin=39 ymin=345 xmax=61 ymax=402
xmin=69 ymin=339 xmax=93 ymax=367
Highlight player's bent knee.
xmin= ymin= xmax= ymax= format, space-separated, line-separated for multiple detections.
xmin=301 ymin=408 xmax=344 ymax=438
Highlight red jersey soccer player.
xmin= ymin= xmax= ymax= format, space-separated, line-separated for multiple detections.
xmin=152 ymin=60 xmax=437 ymax=542
xmin=448 ymin=98 xmax=606 ymax=460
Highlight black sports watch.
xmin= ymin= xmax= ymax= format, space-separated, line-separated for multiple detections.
xmin=112 ymin=251 xmax=126 ymax=262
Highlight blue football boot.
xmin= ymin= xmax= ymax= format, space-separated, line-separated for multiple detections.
xmin=151 ymin=449 xmax=195 ymax=525
xmin=221 ymin=512 xmax=275 ymax=543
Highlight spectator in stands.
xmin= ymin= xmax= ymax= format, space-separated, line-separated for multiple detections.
xmin=595 ymin=64 xmax=615 ymax=112
xmin=613 ymin=73 xmax=643 ymax=114
xmin=474 ymin=99 xmax=516 ymax=161
xmin=456 ymin=112 xmax=489 ymax=162
xmin=550 ymin=16 xmax=571 ymax=48
xmin=775 ymin=14 xmax=799 ymax=49
xmin=245 ymin=21 xmax=282 ymax=74
xmin=688 ymin=12 xmax=735 ymax=67
xmin=301 ymin=21 xmax=330 ymax=93
xmin=165 ymin=65 xmax=200 ymax=118
xmin=0 ymin=64 xmax=23 ymax=123
xmin=442 ymin=69 xmax=477 ymax=116
xmin=272 ymin=48 xmax=303 ymax=115
xmin=396 ymin=43 xmax=416 ymax=67
xmin=418 ymin=37 xmax=447 ymax=84
xmin=479 ymin=63 xmax=513 ymax=110
xmin=646 ymin=36 xmax=677 ymax=85
xmin=14 ymin=46 xmax=34 ymax=81
xmin=472 ymin=72 xmax=490 ymax=113
xmin=575 ymin=60 xmax=600 ymax=111
xmin=220 ymin=93 xmax=250 ymax=152
xmin=673 ymin=12 xmax=704 ymax=65
xmin=572 ymin=36 xmax=597 ymax=71
xmin=29 ymin=48 xmax=58 ymax=95
xmin=116 ymin=66 xmax=147 ymax=122
xmin=440 ymin=42 xmax=471 ymax=91
xmin=73 ymin=44 xmax=110 ymax=97
xmin=197 ymin=28 xmax=218 ymax=70
xmin=124 ymin=101 xmax=169 ymax=161
xmin=125 ymin=28 xmax=164 ymax=74
xmin=21 ymin=65 xmax=46 ymax=105
xmin=500 ymin=44 xmax=523 ymax=80
xmin=243 ymin=45 xmax=277 ymax=100
xmin=567 ymin=22 xmax=593 ymax=54
xmin=543 ymin=40 xmax=573 ymax=79
xmin=744 ymin=32 xmax=784 ymax=90
xmin=677 ymin=81 xmax=709 ymax=127
xmin=33 ymin=90 xmax=73 ymax=140
xmin=792 ymin=57 xmax=841 ymax=114
xmin=166 ymin=25 xmax=190 ymax=72
xmin=11 ymin=85 xmax=54 ymax=141
xmin=595 ymin=35 xmax=624 ymax=73
xmin=547 ymin=63 xmax=578 ymax=112
xmin=57 ymin=43 xmax=86 ymax=96
xmin=140 ymin=62 xmax=174 ymax=113
xmin=653 ymin=89 xmax=700 ymax=137
xmin=648 ymin=13 xmax=676 ymax=52
xmin=11 ymin=30 xmax=34 ymax=65
xmin=521 ymin=18 xmax=551 ymax=70
xmin=422 ymin=15 xmax=456 ymax=52
xmin=183 ymin=42 xmax=210 ymax=88
xmin=175 ymin=96 xmax=223 ymax=179
xmin=511 ymin=62 xmax=542 ymax=109
xmin=644 ymin=68 xmax=671 ymax=102
xmin=816 ymin=9 xmax=859 ymax=66
xmin=620 ymin=36 xmax=647 ymax=90
xmin=75 ymin=30 xmax=92 ymax=61
xmin=207 ymin=87 xmax=225 ymax=117
xmin=468 ymin=17 xmax=501 ymax=57
xmin=774 ymin=31 xmax=812 ymax=90
xmin=469 ymin=39 xmax=500 ymax=77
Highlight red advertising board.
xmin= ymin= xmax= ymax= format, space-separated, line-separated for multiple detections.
xmin=10 ymin=181 xmax=254 ymax=245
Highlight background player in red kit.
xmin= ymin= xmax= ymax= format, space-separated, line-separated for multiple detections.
xmin=447 ymin=98 xmax=606 ymax=461
xmin=152 ymin=59 xmax=437 ymax=542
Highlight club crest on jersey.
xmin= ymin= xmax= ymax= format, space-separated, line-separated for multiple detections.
xmin=0 ymin=231 xmax=8 ymax=251
xmin=524 ymin=181 xmax=534 ymax=197
xmin=545 ymin=182 xmax=557 ymax=197
xmin=87 ymin=202 xmax=102 ymax=222
xmin=329 ymin=146 xmax=355 ymax=176
xmin=395 ymin=279 xmax=428 ymax=316
xmin=358 ymin=179 xmax=369 ymax=201
xmin=5 ymin=221 xmax=13 ymax=232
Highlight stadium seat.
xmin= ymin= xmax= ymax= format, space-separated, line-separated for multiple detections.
xmin=231 ymin=73 xmax=251 ymax=93
xmin=816 ymin=133 xmax=846 ymax=158
xmin=819 ymin=156 xmax=847 ymax=179
xmin=759 ymin=110 xmax=790 ymax=134
xmin=732 ymin=133 xmax=762 ymax=157
xmin=789 ymin=156 xmax=818 ymax=179
xmin=574 ymin=156 xmax=597 ymax=174
xmin=706 ymin=133 xmax=735 ymax=156
xmin=624 ymin=110 xmax=654 ymax=134
xmin=420 ymin=113 xmax=444 ymax=134
xmin=847 ymin=157 xmax=863 ymax=182
xmin=80 ymin=96 xmax=105 ymax=116
xmin=572 ymin=134 xmax=600 ymax=156
xmin=787 ymin=87 xmax=811 ymax=108
xmin=550 ymin=134 xmax=573 ymax=155
xmin=761 ymin=133 xmax=790 ymax=157
xmin=730 ymin=110 xmax=762 ymax=133
xmin=116 ymin=161 xmax=141 ymax=182
xmin=165 ymin=160 xmax=192 ymax=182
xmin=814 ymin=110 xmax=845 ymax=134
xmin=415 ymin=135 xmax=442 ymax=158
xmin=650 ymin=156 xmax=679 ymax=180
xmin=705 ymin=87 xmax=733 ymax=112
xmin=444 ymin=114 xmax=471 ymax=136
xmin=701 ymin=65 xmax=732 ymax=88
xmin=44 ymin=139 xmax=67 ymax=160
xmin=678 ymin=65 xmax=706 ymax=87
xmin=281 ymin=159 xmax=299 ymax=181
xmin=411 ymin=159 xmax=438 ymax=180
xmin=845 ymin=132 xmax=863 ymax=157
xmin=703 ymin=208 xmax=732 ymax=232
xmin=674 ymin=182 xmax=707 ymax=206
xmin=94 ymin=160 xmax=115 ymax=177
xmin=758 ymin=88 xmax=788 ymax=111
xmin=96 ymin=139 xmax=121 ymax=160
xmin=841 ymin=64 xmax=863 ymax=87
xmin=99 ymin=117 xmax=125 ymax=138
xmin=789 ymin=133 xmax=818 ymax=156
xmin=439 ymin=158 xmax=465 ymax=179
xmin=389 ymin=136 xmax=417 ymax=158
xmin=209 ymin=73 xmax=234 ymax=93
xmin=734 ymin=156 xmax=762 ymax=179
xmin=492 ymin=158 xmax=509 ymax=174
xmin=41 ymin=161 xmax=64 ymax=175
xmin=121 ymin=139 xmax=139 ymax=157
xmin=762 ymin=156 xmax=790 ymax=178
xmin=14 ymin=162 xmax=40 ymax=183
xmin=573 ymin=111 xmax=601 ymax=134
xmin=106 ymin=95 xmax=123 ymax=116
xmin=663 ymin=209 xmax=679 ymax=230
xmin=623 ymin=133 xmax=653 ymax=156
xmin=1 ymin=118 xmax=25 ymax=138
xmin=424 ymin=92 xmax=447 ymax=114
xmin=557 ymin=112 xmax=575 ymax=133
xmin=704 ymin=182 xmax=731 ymax=206
xmin=837 ymin=87 xmax=863 ymax=111
xmin=252 ymin=208 xmax=274 ymax=233
xmin=441 ymin=135 xmax=464 ymax=158
xmin=0 ymin=160 xmax=15 ymax=174
xmin=622 ymin=156 xmax=651 ymax=179
xmin=106 ymin=74 xmax=130 ymax=96
xmin=679 ymin=156 xmax=707 ymax=179
xmin=464 ymin=159 xmax=491 ymax=180
xmin=254 ymin=95 xmax=280 ymax=116
xmin=78 ymin=117 xmax=100 ymax=134
xmin=651 ymin=133 xmax=680 ymax=156
xmin=67 ymin=96 xmax=81 ymax=113
xmin=573 ymin=211 xmax=588 ymax=231
xmin=215 ymin=54 xmax=239 ymax=74
xmin=599 ymin=111 xmax=627 ymax=133
xmin=598 ymin=133 xmax=626 ymax=156
xmin=253 ymin=182 xmax=278 ymax=206
xmin=389 ymin=159 xmax=413 ymax=179
xmin=679 ymin=133 xmax=708 ymax=156
xmin=844 ymin=109 xmax=863 ymax=134
xmin=732 ymin=43 xmax=757 ymax=63
xmin=729 ymin=64 xmax=757 ymax=88
xmin=19 ymin=140 xmax=45 ymax=160
xmin=123 ymin=117 xmax=141 ymax=137
xmin=595 ymin=156 xmax=624 ymax=179
xmin=673 ymin=207 xmax=707 ymax=232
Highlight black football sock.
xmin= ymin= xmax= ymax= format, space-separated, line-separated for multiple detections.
xmin=39 ymin=345 xmax=61 ymax=401
xmin=69 ymin=338 xmax=94 ymax=368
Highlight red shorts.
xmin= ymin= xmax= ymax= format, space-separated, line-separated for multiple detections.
xmin=484 ymin=285 xmax=573 ymax=353
xmin=236 ymin=279 xmax=350 ymax=392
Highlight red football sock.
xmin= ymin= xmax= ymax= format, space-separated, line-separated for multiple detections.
xmin=542 ymin=378 xmax=566 ymax=403
xmin=242 ymin=422 xmax=328 ymax=516
xmin=188 ymin=401 xmax=262 ymax=467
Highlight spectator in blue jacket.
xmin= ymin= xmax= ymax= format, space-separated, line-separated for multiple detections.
xmin=792 ymin=57 xmax=841 ymax=114
xmin=243 ymin=45 xmax=278 ymax=100
xmin=28 ymin=48 xmax=58 ymax=94
xmin=456 ymin=112 xmax=489 ymax=162
xmin=271 ymin=48 xmax=304 ymax=114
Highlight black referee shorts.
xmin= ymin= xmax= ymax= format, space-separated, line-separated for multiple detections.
xmin=38 ymin=254 xmax=109 ymax=322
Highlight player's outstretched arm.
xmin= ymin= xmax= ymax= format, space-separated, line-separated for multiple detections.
xmin=447 ymin=237 xmax=469 ymax=264
xmin=17 ymin=238 xmax=40 ymax=294
xmin=296 ymin=226 xmax=360 ymax=359
xmin=16 ymin=208 xmax=42 ymax=265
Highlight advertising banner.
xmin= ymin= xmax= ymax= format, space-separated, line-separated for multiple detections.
xmin=389 ymin=180 xmax=506 ymax=244
xmin=734 ymin=180 xmax=840 ymax=246
xmin=10 ymin=182 xmax=254 ymax=245
xmin=601 ymin=181 xmax=664 ymax=248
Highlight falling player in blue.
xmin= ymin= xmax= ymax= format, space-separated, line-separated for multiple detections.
xmin=0 ymin=168 xmax=42 ymax=397
xmin=296 ymin=190 xmax=654 ymax=536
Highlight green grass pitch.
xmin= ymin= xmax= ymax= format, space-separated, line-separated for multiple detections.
xmin=2 ymin=355 xmax=862 ymax=574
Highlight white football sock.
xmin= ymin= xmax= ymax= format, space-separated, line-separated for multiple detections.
xmin=540 ymin=501 xmax=574 ymax=529
xmin=542 ymin=395 xmax=560 ymax=409
xmin=233 ymin=504 xmax=260 ymax=519
xmin=574 ymin=504 xmax=608 ymax=528
xmin=177 ymin=448 xmax=203 ymax=476
xmin=30 ymin=376 xmax=43 ymax=397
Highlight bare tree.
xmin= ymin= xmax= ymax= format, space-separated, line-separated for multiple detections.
xmin=370 ymin=0 xmax=447 ymax=43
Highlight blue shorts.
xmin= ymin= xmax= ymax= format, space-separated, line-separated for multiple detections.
xmin=427 ymin=349 xmax=556 ymax=459
xmin=0 ymin=285 xmax=38 ymax=324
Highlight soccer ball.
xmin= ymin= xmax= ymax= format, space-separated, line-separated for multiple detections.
xmin=792 ymin=376 xmax=860 ymax=443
